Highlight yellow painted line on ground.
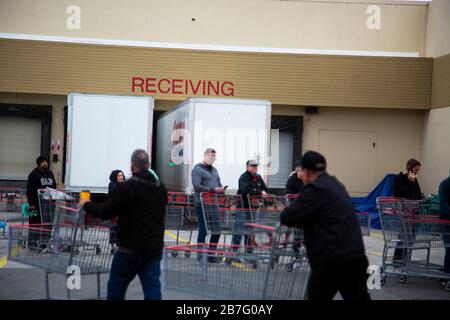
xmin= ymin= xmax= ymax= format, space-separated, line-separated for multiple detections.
xmin=165 ymin=230 xmax=189 ymax=243
xmin=0 ymin=255 xmax=7 ymax=268
xmin=231 ymin=261 xmax=255 ymax=272
xmin=367 ymin=251 xmax=383 ymax=256
xmin=371 ymin=233 xmax=383 ymax=239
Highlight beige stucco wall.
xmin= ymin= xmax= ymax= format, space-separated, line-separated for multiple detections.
xmin=272 ymin=105 xmax=425 ymax=195
xmin=0 ymin=0 xmax=428 ymax=55
xmin=425 ymin=0 xmax=450 ymax=58
xmin=421 ymin=107 xmax=450 ymax=194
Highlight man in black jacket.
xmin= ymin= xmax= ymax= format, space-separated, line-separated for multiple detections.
xmin=26 ymin=156 xmax=57 ymax=249
xmin=438 ymin=175 xmax=450 ymax=282
xmin=392 ymin=159 xmax=422 ymax=265
xmin=393 ymin=159 xmax=422 ymax=200
xmin=231 ymin=159 xmax=268 ymax=254
xmin=280 ymin=151 xmax=370 ymax=300
xmin=80 ymin=149 xmax=167 ymax=300
xmin=285 ymin=160 xmax=304 ymax=195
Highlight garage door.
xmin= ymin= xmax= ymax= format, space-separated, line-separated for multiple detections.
xmin=0 ymin=116 xmax=41 ymax=180
xmin=268 ymin=131 xmax=294 ymax=189
xmin=319 ymin=129 xmax=377 ymax=196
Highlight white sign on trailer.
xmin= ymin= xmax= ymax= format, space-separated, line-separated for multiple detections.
xmin=65 ymin=93 xmax=154 ymax=193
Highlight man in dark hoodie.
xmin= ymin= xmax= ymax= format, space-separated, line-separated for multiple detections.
xmin=80 ymin=149 xmax=167 ymax=300
xmin=26 ymin=156 xmax=57 ymax=249
xmin=280 ymin=151 xmax=370 ymax=300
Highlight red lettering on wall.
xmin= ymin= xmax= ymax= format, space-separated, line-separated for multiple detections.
xmin=172 ymin=79 xmax=183 ymax=94
xmin=145 ymin=77 xmax=157 ymax=93
xmin=131 ymin=76 xmax=235 ymax=97
xmin=132 ymin=77 xmax=144 ymax=92
xmin=158 ymin=79 xmax=171 ymax=94
xmin=207 ymin=81 xmax=219 ymax=96
xmin=189 ymin=80 xmax=202 ymax=95
xmin=221 ymin=81 xmax=235 ymax=96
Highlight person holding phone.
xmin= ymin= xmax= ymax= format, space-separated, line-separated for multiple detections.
xmin=392 ymin=158 xmax=422 ymax=266
xmin=191 ymin=148 xmax=225 ymax=262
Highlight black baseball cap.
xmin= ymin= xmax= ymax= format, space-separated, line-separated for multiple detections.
xmin=300 ymin=151 xmax=327 ymax=172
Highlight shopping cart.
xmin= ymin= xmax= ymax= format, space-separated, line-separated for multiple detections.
xmin=377 ymin=197 xmax=450 ymax=289
xmin=162 ymin=224 xmax=310 ymax=300
xmin=0 ymin=188 xmax=27 ymax=239
xmin=165 ymin=192 xmax=197 ymax=258
xmin=8 ymin=193 xmax=113 ymax=299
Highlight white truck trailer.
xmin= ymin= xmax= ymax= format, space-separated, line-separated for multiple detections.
xmin=65 ymin=93 xmax=154 ymax=193
xmin=156 ymin=98 xmax=272 ymax=193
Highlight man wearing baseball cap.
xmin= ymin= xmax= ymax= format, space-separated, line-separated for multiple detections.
xmin=280 ymin=151 xmax=370 ymax=300
xmin=230 ymin=159 xmax=268 ymax=258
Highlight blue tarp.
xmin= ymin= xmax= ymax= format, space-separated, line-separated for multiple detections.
xmin=352 ymin=174 xmax=396 ymax=229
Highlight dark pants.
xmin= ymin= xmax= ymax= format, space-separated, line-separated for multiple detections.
xmin=28 ymin=205 xmax=52 ymax=249
xmin=196 ymin=204 xmax=220 ymax=246
xmin=443 ymin=234 xmax=450 ymax=274
xmin=107 ymin=251 xmax=162 ymax=300
xmin=307 ymin=255 xmax=371 ymax=301
xmin=231 ymin=209 xmax=253 ymax=253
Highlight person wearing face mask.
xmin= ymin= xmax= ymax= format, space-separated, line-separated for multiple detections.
xmin=280 ymin=151 xmax=370 ymax=301
xmin=191 ymin=148 xmax=225 ymax=262
xmin=26 ymin=156 xmax=57 ymax=250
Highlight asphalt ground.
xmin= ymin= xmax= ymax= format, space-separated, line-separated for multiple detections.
xmin=0 ymin=229 xmax=449 ymax=300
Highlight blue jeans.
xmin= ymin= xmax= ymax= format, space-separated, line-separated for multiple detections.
xmin=107 ymin=251 xmax=162 ymax=300
xmin=196 ymin=204 xmax=220 ymax=246
xmin=231 ymin=209 xmax=252 ymax=252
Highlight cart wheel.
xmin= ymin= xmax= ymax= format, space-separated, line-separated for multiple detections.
xmin=379 ymin=267 xmax=386 ymax=286
xmin=287 ymin=264 xmax=294 ymax=272
xmin=171 ymin=251 xmax=179 ymax=258
xmin=247 ymin=260 xmax=258 ymax=269
xmin=95 ymin=247 xmax=101 ymax=255
xmin=184 ymin=251 xmax=191 ymax=258
xmin=397 ymin=275 xmax=407 ymax=284
xmin=444 ymin=281 xmax=450 ymax=292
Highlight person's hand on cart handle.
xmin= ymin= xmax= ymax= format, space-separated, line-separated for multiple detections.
xmin=261 ymin=191 xmax=268 ymax=196
xmin=79 ymin=198 xmax=91 ymax=209
xmin=213 ymin=187 xmax=226 ymax=194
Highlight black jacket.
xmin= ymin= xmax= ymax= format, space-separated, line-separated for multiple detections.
xmin=438 ymin=177 xmax=450 ymax=219
xmin=26 ymin=167 xmax=57 ymax=207
xmin=285 ymin=173 xmax=304 ymax=195
xmin=108 ymin=170 xmax=123 ymax=195
xmin=237 ymin=171 xmax=268 ymax=208
xmin=280 ymin=172 xmax=366 ymax=269
xmin=84 ymin=170 xmax=167 ymax=255
xmin=393 ymin=172 xmax=422 ymax=200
